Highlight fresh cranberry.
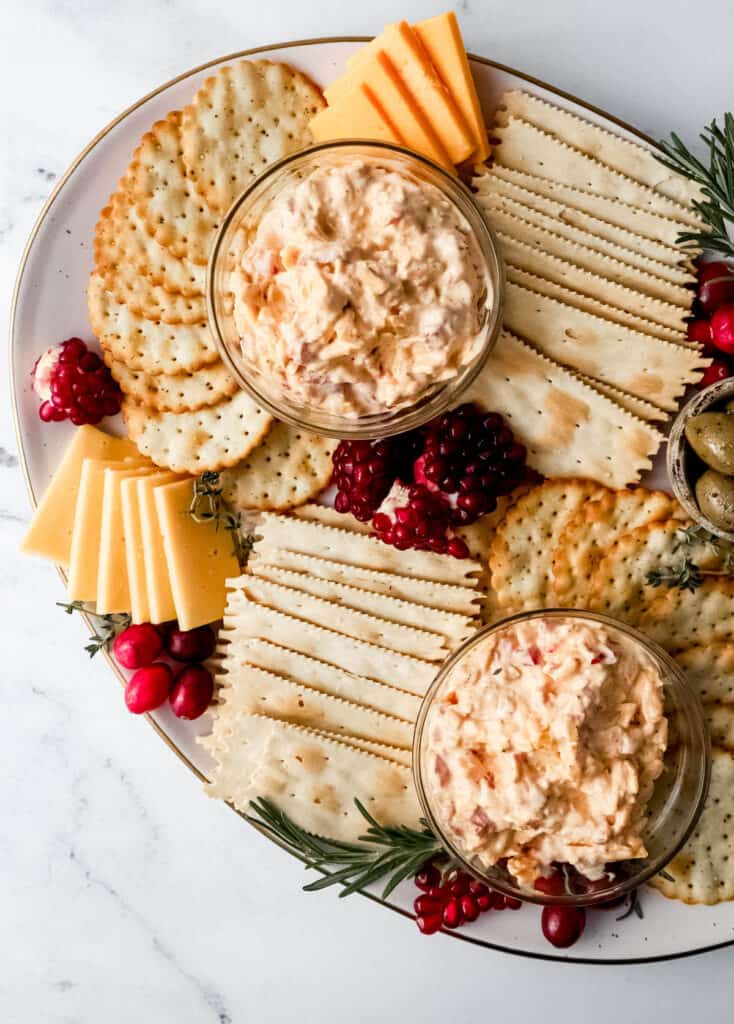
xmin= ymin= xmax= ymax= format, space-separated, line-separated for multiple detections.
xmin=165 ymin=625 xmax=216 ymax=663
xmin=504 ymin=896 xmax=522 ymax=910
xmin=687 ymin=319 xmax=713 ymax=345
xmin=124 ymin=663 xmax=173 ymax=714
xmin=541 ymin=906 xmax=586 ymax=948
xmin=416 ymin=912 xmax=443 ymax=935
xmin=113 ymin=623 xmax=164 ymax=669
xmin=698 ymin=267 xmax=734 ymax=316
xmin=710 ymin=304 xmax=734 ymax=355
xmin=534 ymin=872 xmax=567 ymax=898
xmin=414 ymin=863 xmax=442 ymax=892
xmin=699 ymin=359 xmax=732 ymax=389
xmin=33 ymin=337 xmax=121 ymax=425
xmin=169 ymin=666 xmax=214 ymax=720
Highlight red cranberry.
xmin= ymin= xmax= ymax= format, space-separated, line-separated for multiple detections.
xmin=698 ymin=268 xmax=734 ymax=316
xmin=125 ymin=663 xmax=173 ymax=714
xmin=710 ymin=304 xmax=734 ymax=355
xmin=113 ymin=623 xmax=163 ymax=669
xmin=414 ymin=863 xmax=442 ymax=892
xmin=169 ymin=666 xmax=214 ymax=720
xmin=699 ymin=359 xmax=732 ymax=389
xmin=534 ymin=872 xmax=567 ymax=898
xmin=687 ymin=319 xmax=713 ymax=345
xmin=165 ymin=625 xmax=216 ymax=663
xmin=34 ymin=337 xmax=121 ymax=425
xmin=416 ymin=912 xmax=443 ymax=935
xmin=504 ymin=896 xmax=522 ymax=910
xmin=541 ymin=906 xmax=586 ymax=948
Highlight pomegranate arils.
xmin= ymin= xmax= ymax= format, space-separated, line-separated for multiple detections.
xmin=332 ymin=438 xmax=400 ymax=521
xmin=34 ymin=337 xmax=121 ymax=425
xmin=442 ymin=897 xmax=463 ymax=928
xmin=460 ymin=895 xmax=480 ymax=922
xmin=416 ymin=912 xmax=443 ymax=935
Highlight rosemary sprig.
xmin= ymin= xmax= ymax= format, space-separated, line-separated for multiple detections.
xmin=657 ymin=113 xmax=734 ymax=260
xmin=57 ymin=600 xmax=131 ymax=657
xmin=616 ymin=888 xmax=644 ymax=922
xmin=188 ymin=471 xmax=254 ymax=567
xmin=247 ymin=797 xmax=445 ymax=898
xmin=645 ymin=525 xmax=734 ymax=591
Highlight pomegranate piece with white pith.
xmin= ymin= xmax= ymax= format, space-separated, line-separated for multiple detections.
xmin=32 ymin=337 xmax=121 ymax=425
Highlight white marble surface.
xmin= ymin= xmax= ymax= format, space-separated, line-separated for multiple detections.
xmin=3 ymin=1 xmax=734 ymax=1020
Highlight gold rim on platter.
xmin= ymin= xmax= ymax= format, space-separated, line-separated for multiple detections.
xmin=13 ymin=37 xmax=716 ymax=966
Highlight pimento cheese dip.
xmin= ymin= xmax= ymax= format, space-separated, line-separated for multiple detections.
xmin=422 ymin=617 xmax=667 ymax=886
xmin=228 ymin=159 xmax=491 ymax=417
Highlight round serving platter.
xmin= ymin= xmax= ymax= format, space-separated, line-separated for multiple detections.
xmin=10 ymin=37 xmax=734 ymax=963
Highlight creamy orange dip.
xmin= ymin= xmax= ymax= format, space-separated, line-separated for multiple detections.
xmin=229 ymin=159 xmax=490 ymax=417
xmin=423 ymin=618 xmax=667 ymax=885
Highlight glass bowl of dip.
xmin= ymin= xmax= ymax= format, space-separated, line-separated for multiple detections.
xmin=207 ymin=140 xmax=504 ymax=439
xmin=413 ymin=609 xmax=710 ymax=908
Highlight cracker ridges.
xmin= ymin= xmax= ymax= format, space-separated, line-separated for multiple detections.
xmin=574 ymin=374 xmax=670 ymax=423
xmin=107 ymin=358 xmax=238 ymax=413
xmin=96 ymin=259 xmax=207 ymax=325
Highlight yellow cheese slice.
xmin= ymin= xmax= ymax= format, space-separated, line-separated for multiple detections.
xmin=310 ymin=84 xmax=404 ymax=146
xmin=324 ymin=51 xmax=451 ymax=169
xmin=121 ymin=471 xmax=183 ymax=624
xmin=347 ymin=21 xmax=474 ymax=163
xmin=137 ymin=472 xmax=181 ymax=625
xmin=154 ymin=478 xmax=240 ymax=631
xmin=66 ymin=457 xmax=149 ymax=602
xmin=21 ymin=425 xmax=141 ymax=568
xmin=414 ymin=12 xmax=490 ymax=162
xmin=97 ymin=466 xmax=156 ymax=615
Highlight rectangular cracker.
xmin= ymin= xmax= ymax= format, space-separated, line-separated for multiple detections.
xmin=216 ymin=637 xmax=421 ymax=721
xmin=473 ymin=168 xmax=690 ymax=270
xmin=292 ymin=503 xmax=373 ymax=534
xmin=484 ymin=165 xmax=696 ymax=250
xmin=230 ymin=574 xmax=448 ymax=660
xmin=201 ymin=712 xmax=421 ymax=840
xmin=249 ymin=547 xmax=481 ymax=614
xmin=575 ymin=374 xmax=670 ymax=423
xmin=246 ymin=562 xmax=475 ymax=644
xmin=506 ymin=265 xmax=684 ymax=343
xmin=220 ymin=599 xmax=437 ymax=696
xmin=497 ymin=91 xmax=703 ymax=207
xmin=493 ymin=115 xmax=701 ymax=228
xmin=503 ymin=280 xmax=706 ymax=409
xmin=257 ymin=512 xmax=480 ymax=585
xmin=466 ymin=331 xmax=663 ymax=487
xmin=498 ymin=231 xmax=688 ymax=332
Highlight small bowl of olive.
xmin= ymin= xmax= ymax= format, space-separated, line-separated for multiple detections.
xmin=668 ymin=376 xmax=734 ymax=540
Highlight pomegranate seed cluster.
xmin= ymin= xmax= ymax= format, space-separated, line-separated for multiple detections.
xmin=332 ymin=404 xmax=528 ymax=558
xmin=35 ymin=337 xmax=121 ymax=425
xmin=413 ymin=864 xmax=521 ymax=935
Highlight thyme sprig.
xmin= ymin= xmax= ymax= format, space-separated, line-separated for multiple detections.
xmin=57 ymin=600 xmax=131 ymax=657
xmin=657 ymin=113 xmax=734 ymax=260
xmin=189 ymin=471 xmax=253 ymax=567
xmin=247 ymin=797 xmax=445 ymax=898
xmin=645 ymin=525 xmax=734 ymax=591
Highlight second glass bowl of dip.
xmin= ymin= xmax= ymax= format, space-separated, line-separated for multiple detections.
xmin=207 ymin=140 xmax=504 ymax=439
xmin=413 ymin=609 xmax=710 ymax=908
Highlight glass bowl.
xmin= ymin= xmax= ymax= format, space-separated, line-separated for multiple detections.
xmin=207 ymin=140 xmax=504 ymax=439
xmin=667 ymin=376 xmax=734 ymax=542
xmin=413 ymin=609 xmax=710 ymax=908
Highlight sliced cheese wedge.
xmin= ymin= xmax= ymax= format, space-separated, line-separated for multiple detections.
xmin=324 ymin=50 xmax=451 ymax=169
xmin=414 ymin=11 xmax=489 ymax=162
xmin=310 ymin=84 xmax=404 ymax=146
xmin=348 ymin=21 xmax=474 ymax=163
xmin=21 ymin=425 xmax=141 ymax=568
xmin=97 ymin=466 xmax=156 ymax=615
xmin=138 ymin=471 xmax=181 ymax=624
xmin=66 ymin=457 xmax=149 ymax=602
xmin=154 ymin=478 xmax=240 ymax=631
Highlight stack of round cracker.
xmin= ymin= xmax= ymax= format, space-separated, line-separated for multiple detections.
xmin=88 ymin=59 xmax=336 ymax=507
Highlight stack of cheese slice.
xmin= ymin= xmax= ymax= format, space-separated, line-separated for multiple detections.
xmin=200 ymin=507 xmax=482 ymax=840
xmin=21 ymin=425 xmax=239 ymax=630
xmin=311 ymin=14 xmax=489 ymax=169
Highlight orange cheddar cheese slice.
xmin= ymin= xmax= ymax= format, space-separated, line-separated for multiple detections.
xmin=325 ymin=50 xmax=451 ymax=169
xmin=347 ymin=21 xmax=474 ymax=164
xmin=310 ymin=84 xmax=404 ymax=147
xmin=414 ymin=12 xmax=490 ymax=162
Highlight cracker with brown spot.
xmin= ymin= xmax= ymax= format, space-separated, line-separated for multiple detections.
xmin=488 ymin=478 xmax=605 ymax=613
xmin=503 ymin=280 xmax=706 ymax=409
xmin=648 ymin=749 xmax=734 ymax=904
xmin=219 ymin=421 xmax=336 ymax=511
xmin=674 ymin=643 xmax=734 ymax=704
xmin=180 ymin=60 xmax=325 ymax=213
xmin=575 ymin=374 xmax=670 ymax=423
xmin=94 ymin=187 xmax=205 ymax=296
xmin=639 ymin=578 xmax=734 ymax=651
xmin=122 ymin=390 xmax=272 ymax=472
xmin=200 ymin=712 xmax=421 ymax=840
xmin=127 ymin=110 xmax=220 ymax=266
xmin=467 ymin=332 xmax=664 ymax=487
xmin=552 ymin=489 xmax=684 ymax=607
xmin=87 ymin=271 xmax=218 ymax=375
xmin=108 ymin=358 xmax=238 ymax=413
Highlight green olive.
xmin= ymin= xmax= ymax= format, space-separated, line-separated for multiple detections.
xmin=696 ymin=470 xmax=734 ymax=533
xmin=685 ymin=412 xmax=734 ymax=474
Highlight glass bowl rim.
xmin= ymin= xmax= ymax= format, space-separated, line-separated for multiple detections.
xmin=412 ymin=607 xmax=711 ymax=907
xmin=206 ymin=138 xmax=505 ymax=439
